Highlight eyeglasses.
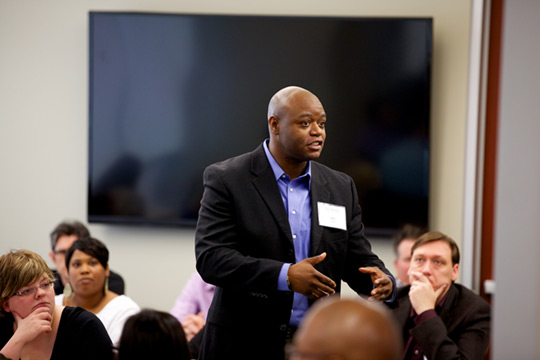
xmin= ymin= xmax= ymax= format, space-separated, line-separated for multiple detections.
xmin=14 ymin=280 xmax=55 ymax=297
xmin=53 ymin=249 xmax=67 ymax=256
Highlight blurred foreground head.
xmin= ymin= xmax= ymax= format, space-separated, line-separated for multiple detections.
xmin=291 ymin=297 xmax=401 ymax=360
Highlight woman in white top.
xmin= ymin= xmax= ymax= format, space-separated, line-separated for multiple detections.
xmin=55 ymin=237 xmax=139 ymax=346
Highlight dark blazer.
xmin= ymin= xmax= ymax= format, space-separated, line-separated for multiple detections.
xmin=195 ymin=144 xmax=392 ymax=360
xmin=391 ymin=283 xmax=491 ymax=360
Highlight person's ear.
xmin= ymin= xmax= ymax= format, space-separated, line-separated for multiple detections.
xmin=49 ymin=250 xmax=55 ymax=264
xmin=2 ymin=300 xmax=11 ymax=313
xmin=105 ymin=264 xmax=110 ymax=278
xmin=268 ymin=115 xmax=279 ymax=135
xmin=451 ymin=263 xmax=459 ymax=282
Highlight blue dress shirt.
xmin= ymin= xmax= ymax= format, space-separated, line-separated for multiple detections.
xmin=263 ymin=140 xmax=311 ymax=326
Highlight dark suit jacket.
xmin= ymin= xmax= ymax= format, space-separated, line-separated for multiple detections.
xmin=195 ymin=144 xmax=392 ymax=360
xmin=391 ymin=283 xmax=491 ymax=360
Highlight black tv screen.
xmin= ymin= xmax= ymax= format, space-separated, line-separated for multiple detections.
xmin=88 ymin=12 xmax=431 ymax=235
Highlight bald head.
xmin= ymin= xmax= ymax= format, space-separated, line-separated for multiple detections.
xmin=266 ymin=86 xmax=326 ymax=179
xmin=267 ymin=86 xmax=319 ymax=120
xmin=293 ymin=298 xmax=401 ymax=360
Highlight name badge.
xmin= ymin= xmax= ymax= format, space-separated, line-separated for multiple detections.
xmin=317 ymin=202 xmax=347 ymax=231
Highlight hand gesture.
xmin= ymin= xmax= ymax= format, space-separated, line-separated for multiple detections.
xmin=182 ymin=312 xmax=205 ymax=341
xmin=13 ymin=307 xmax=53 ymax=343
xmin=287 ymin=253 xmax=336 ymax=300
xmin=408 ymin=271 xmax=447 ymax=314
xmin=358 ymin=266 xmax=394 ymax=301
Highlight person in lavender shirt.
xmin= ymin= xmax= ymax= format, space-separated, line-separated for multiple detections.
xmin=170 ymin=271 xmax=215 ymax=341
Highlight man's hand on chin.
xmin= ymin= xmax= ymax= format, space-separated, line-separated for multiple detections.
xmin=408 ymin=271 xmax=447 ymax=314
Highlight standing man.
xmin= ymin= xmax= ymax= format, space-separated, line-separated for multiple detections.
xmin=195 ymin=86 xmax=395 ymax=359
xmin=392 ymin=224 xmax=426 ymax=288
xmin=390 ymin=231 xmax=491 ymax=359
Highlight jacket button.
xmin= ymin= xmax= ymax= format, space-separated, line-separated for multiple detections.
xmin=280 ymin=324 xmax=287 ymax=331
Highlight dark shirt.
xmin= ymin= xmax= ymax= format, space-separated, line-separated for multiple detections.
xmin=392 ymin=283 xmax=491 ymax=360
xmin=403 ymin=292 xmax=448 ymax=360
xmin=53 ymin=269 xmax=125 ymax=295
xmin=0 ymin=307 xmax=114 ymax=360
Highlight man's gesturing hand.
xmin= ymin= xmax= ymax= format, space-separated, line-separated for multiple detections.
xmin=287 ymin=253 xmax=336 ymax=300
xmin=358 ymin=266 xmax=394 ymax=301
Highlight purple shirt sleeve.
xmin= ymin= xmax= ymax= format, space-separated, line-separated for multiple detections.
xmin=170 ymin=272 xmax=216 ymax=322
xmin=277 ymin=263 xmax=292 ymax=291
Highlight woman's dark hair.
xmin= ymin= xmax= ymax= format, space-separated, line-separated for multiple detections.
xmin=65 ymin=237 xmax=109 ymax=270
xmin=118 ymin=309 xmax=191 ymax=360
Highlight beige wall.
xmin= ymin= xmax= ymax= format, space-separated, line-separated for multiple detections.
xmin=0 ymin=0 xmax=471 ymax=310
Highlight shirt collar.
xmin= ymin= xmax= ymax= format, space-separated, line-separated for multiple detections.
xmin=262 ymin=139 xmax=312 ymax=182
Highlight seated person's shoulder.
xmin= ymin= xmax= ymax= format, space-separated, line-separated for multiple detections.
xmin=454 ymin=284 xmax=491 ymax=311
xmin=108 ymin=270 xmax=125 ymax=295
xmin=61 ymin=306 xmax=100 ymax=325
xmin=58 ymin=307 xmax=112 ymax=341
xmin=115 ymin=295 xmax=140 ymax=310
xmin=444 ymin=284 xmax=491 ymax=327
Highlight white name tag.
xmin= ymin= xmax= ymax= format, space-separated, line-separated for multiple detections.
xmin=317 ymin=202 xmax=347 ymax=231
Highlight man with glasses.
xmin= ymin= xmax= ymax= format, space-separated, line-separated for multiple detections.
xmin=48 ymin=219 xmax=125 ymax=295
xmin=390 ymin=231 xmax=491 ymax=359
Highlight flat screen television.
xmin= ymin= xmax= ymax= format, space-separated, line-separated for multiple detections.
xmin=88 ymin=12 xmax=431 ymax=236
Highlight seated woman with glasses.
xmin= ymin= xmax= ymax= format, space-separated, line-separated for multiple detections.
xmin=0 ymin=249 xmax=114 ymax=360
xmin=55 ymin=237 xmax=140 ymax=347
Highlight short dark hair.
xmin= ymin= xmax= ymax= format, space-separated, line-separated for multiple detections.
xmin=392 ymin=224 xmax=427 ymax=255
xmin=411 ymin=231 xmax=460 ymax=265
xmin=49 ymin=220 xmax=90 ymax=250
xmin=118 ymin=309 xmax=191 ymax=360
xmin=65 ymin=237 xmax=109 ymax=270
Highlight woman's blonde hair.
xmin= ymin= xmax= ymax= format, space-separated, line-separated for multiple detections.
xmin=0 ymin=249 xmax=55 ymax=307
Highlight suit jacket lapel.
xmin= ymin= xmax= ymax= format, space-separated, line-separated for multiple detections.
xmin=250 ymin=145 xmax=293 ymax=244
xmin=396 ymin=287 xmax=413 ymax=327
xmin=438 ymin=283 xmax=458 ymax=326
xmin=310 ymin=163 xmax=329 ymax=256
